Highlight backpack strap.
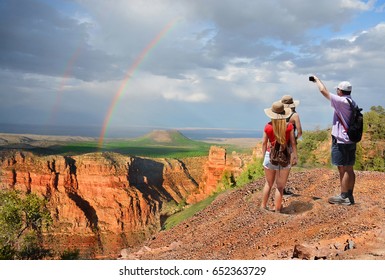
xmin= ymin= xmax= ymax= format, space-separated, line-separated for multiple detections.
xmin=336 ymin=97 xmax=353 ymax=132
xmin=336 ymin=113 xmax=348 ymax=132
xmin=346 ymin=97 xmax=355 ymax=109
xmin=286 ymin=112 xmax=295 ymax=122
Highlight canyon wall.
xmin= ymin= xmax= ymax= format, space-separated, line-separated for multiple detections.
xmin=0 ymin=147 xmax=244 ymax=258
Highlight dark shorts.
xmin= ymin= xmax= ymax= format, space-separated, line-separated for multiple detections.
xmin=331 ymin=138 xmax=356 ymax=166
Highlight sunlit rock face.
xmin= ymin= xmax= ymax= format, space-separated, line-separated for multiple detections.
xmin=0 ymin=148 xmax=242 ymax=258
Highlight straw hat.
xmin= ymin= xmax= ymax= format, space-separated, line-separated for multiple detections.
xmin=280 ymin=95 xmax=300 ymax=108
xmin=264 ymin=101 xmax=291 ymax=120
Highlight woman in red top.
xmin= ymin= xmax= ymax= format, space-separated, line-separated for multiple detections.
xmin=261 ymin=101 xmax=298 ymax=212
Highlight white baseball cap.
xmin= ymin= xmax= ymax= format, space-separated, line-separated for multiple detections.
xmin=337 ymin=81 xmax=352 ymax=92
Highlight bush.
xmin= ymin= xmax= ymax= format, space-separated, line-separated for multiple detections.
xmin=365 ymin=155 xmax=385 ymax=172
xmin=221 ymin=170 xmax=236 ymax=189
xmin=235 ymin=157 xmax=264 ymax=187
xmin=0 ymin=190 xmax=52 ymax=260
xmin=0 ymin=245 xmax=15 ymax=260
xmin=365 ymin=106 xmax=385 ymax=140
xmin=297 ymin=129 xmax=330 ymax=167
xmin=60 ymin=249 xmax=80 ymax=260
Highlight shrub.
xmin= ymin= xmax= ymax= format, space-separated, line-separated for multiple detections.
xmin=60 ymin=249 xmax=80 ymax=260
xmin=235 ymin=157 xmax=264 ymax=187
xmin=221 ymin=170 xmax=236 ymax=189
xmin=365 ymin=106 xmax=385 ymax=140
xmin=297 ymin=129 xmax=330 ymax=167
xmin=0 ymin=190 xmax=52 ymax=260
xmin=367 ymin=155 xmax=385 ymax=172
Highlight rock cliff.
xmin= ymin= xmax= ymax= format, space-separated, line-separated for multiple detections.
xmin=0 ymin=147 xmax=244 ymax=258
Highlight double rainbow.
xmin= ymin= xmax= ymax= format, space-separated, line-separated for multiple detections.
xmin=97 ymin=18 xmax=180 ymax=149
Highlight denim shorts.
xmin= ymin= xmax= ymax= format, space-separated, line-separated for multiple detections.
xmin=331 ymin=139 xmax=356 ymax=166
xmin=263 ymin=151 xmax=291 ymax=170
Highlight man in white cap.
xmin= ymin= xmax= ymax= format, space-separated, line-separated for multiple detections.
xmin=310 ymin=76 xmax=356 ymax=205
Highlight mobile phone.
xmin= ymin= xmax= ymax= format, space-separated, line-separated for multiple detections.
xmin=309 ymin=76 xmax=315 ymax=82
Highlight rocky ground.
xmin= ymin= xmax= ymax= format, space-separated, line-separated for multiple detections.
xmin=120 ymin=168 xmax=385 ymax=260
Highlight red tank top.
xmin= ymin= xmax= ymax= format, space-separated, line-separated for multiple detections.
xmin=264 ymin=122 xmax=293 ymax=151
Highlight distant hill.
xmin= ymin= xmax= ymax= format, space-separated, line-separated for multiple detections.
xmin=133 ymin=130 xmax=194 ymax=146
xmin=99 ymin=130 xmax=213 ymax=158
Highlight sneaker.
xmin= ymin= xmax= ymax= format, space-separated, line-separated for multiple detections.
xmin=260 ymin=206 xmax=271 ymax=213
xmin=283 ymin=188 xmax=294 ymax=196
xmin=328 ymin=194 xmax=352 ymax=206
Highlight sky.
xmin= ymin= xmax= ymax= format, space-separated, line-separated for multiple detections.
xmin=1 ymin=0 xmax=385 ymax=138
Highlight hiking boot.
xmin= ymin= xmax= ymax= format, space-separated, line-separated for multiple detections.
xmin=328 ymin=194 xmax=352 ymax=206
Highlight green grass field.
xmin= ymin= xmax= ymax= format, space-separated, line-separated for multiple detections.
xmin=162 ymin=193 xmax=220 ymax=230
xmin=46 ymin=130 xmax=247 ymax=158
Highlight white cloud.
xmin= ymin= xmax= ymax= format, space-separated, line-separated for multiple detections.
xmin=341 ymin=0 xmax=376 ymax=10
xmin=163 ymin=91 xmax=208 ymax=103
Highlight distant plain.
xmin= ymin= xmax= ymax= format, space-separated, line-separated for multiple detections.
xmin=0 ymin=131 xmax=257 ymax=158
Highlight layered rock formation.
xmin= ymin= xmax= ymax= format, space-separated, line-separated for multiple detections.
xmin=0 ymin=146 xmax=244 ymax=258
xmin=188 ymin=146 xmax=244 ymax=203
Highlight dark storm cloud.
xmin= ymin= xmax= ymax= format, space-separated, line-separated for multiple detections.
xmin=0 ymin=0 xmax=122 ymax=81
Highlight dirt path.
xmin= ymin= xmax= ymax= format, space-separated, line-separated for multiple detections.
xmin=120 ymin=168 xmax=385 ymax=260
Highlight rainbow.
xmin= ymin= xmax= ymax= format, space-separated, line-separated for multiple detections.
xmin=49 ymin=45 xmax=83 ymax=125
xmin=98 ymin=18 xmax=180 ymax=149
